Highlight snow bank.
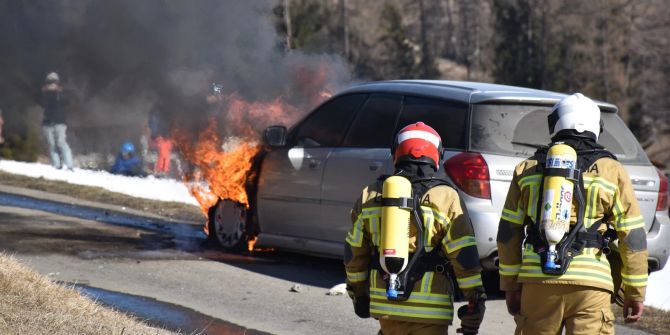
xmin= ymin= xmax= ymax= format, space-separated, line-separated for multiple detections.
xmin=0 ymin=160 xmax=198 ymax=206
xmin=646 ymin=267 xmax=670 ymax=310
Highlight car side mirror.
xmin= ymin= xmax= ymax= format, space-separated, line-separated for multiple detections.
xmin=264 ymin=125 xmax=287 ymax=147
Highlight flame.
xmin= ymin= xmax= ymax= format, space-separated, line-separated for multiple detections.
xmin=175 ymin=60 xmax=338 ymax=221
xmin=176 ymin=121 xmax=260 ymax=214
xmin=247 ymin=236 xmax=257 ymax=252
xmin=177 ymin=91 xmax=319 ymax=215
xmin=175 ymin=93 xmax=309 ymax=215
xmin=246 ymin=236 xmax=275 ymax=253
xmin=223 ymin=92 xmax=302 ymax=133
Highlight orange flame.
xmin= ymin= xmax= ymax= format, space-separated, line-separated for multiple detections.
xmin=176 ymin=121 xmax=260 ymax=214
xmin=176 ymin=93 xmax=309 ymax=215
xmin=175 ymin=61 xmax=338 ymax=217
xmin=223 ymin=92 xmax=302 ymax=133
xmin=247 ymin=236 xmax=258 ymax=252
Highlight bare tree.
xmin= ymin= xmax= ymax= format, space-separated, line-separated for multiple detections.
xmin=284 ymin=0 xmax=293 ymax=50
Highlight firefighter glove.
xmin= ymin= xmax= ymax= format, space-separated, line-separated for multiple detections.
xmin=353 ymin=295 xmax=370 ymax=319
xmin=457 ymin=294 xmax=486 ymax=335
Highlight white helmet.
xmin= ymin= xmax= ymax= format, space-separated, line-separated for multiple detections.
xmin=45 ymin=72 xmax=60 ymax=82
xmin=548 ymin=93 xmax=602 ymax=140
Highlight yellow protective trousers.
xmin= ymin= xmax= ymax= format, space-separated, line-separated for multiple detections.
xmin=378 ymin=318 xmax=448 ymax=335
xmin=514 ymin=283 xmax=614 ymax=335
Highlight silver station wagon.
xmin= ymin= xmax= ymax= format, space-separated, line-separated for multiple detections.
xmin=208 ymin=80 xmax=670 ymax=273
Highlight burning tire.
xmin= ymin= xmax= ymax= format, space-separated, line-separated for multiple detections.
xmin=209 ymin=200 xmax=248 ymax=251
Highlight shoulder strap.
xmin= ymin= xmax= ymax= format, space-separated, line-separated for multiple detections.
xmin=576 ymin=148 xmax=616 ymax=172
xmin=410 ymin=177 xmax=454 ymax=192
xmin=532 ymin=146 xmax=551 ymax=172
xmin=532 ymin=144 xmax=616 ymax=173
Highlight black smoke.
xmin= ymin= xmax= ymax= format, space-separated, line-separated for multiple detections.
xmin=0 ymin=0 xmax=351 ymax=159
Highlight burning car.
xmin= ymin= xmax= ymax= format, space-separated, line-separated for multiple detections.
xmin=203 ymin=80 xmax=670 ymax=273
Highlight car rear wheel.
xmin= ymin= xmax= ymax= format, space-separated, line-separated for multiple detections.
xmin=209 ymin=200 xmax=248 ymax=251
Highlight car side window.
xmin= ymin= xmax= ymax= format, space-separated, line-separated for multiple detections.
xmin=343 ymin=94 xmax=402 ymax=148
xmin=292 ymin=94 xmax=367 ymax=147
xmin=396 ymin=96 xmax=469 ymax=150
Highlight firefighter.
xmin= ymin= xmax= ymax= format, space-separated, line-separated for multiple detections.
xmin=345 ymin=122 xmax=486 ymax=335
xmin=497 ymin=93 xmax=647 ymax=335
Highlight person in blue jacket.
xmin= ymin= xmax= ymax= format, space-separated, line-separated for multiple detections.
xmin=111 ymin=142 xmax=145 ymax=177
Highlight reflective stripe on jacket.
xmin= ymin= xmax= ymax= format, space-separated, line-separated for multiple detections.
xmin=497 ymin=157 xmax=647 ymax=301
xmin=345 ymin=180 xmax=482 ymax=325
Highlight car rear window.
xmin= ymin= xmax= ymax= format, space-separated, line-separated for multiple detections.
xmin=470 ymin=104 xmax=649 ymax=164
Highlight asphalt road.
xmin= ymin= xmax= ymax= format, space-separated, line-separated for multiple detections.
xmin=0 ymin=185 xmax=652 ymax=335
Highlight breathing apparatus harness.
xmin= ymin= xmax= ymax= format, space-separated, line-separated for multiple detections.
xmin=371 ymin=174 xmax=455 ymax=301
xmin=526 ymin=141 xmax=617 ymax=275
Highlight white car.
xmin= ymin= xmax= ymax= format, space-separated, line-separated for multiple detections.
xmin=207 ymin=80 xmax=670 ymax=272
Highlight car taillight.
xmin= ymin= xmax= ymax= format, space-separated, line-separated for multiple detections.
xmin=445 ymin=152 xmax=491 ymax=199
xmin=657 ymin=168 xmax=668 ymax=211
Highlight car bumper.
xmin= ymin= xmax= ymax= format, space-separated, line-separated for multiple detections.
xmin=647 ymin=211 xmax=670 ymax=272
xmin=468 ymin=209 xmax=500 ymax=270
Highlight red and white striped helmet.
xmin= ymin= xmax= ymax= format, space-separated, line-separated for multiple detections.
xmin=393 ymin=122 xmax=443 ymax=169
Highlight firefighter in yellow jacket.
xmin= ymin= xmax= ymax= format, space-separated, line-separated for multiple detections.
xmin=497 ymin=93 xmax=647 ymax=334
xmin=345 ymin=122 xmax=486 ymax=335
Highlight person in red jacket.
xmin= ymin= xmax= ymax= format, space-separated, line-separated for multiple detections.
xmin=153 ymin=135 xmax=173 ymax=176
xmin=147 ymin=105 xmax=172 ymax=177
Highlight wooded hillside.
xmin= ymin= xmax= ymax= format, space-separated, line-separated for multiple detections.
xmin=276 ymin=0 xmax=670 ymax=167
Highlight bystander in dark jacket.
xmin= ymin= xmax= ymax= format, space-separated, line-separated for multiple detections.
xmin=38 ymin=72 xmax=74 ymax=170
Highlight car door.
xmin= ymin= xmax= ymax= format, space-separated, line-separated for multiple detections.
xmin=320 ymin=94 xmax=403 ymax=242
xmin=257 ymin=94 xmax=367 ymax=239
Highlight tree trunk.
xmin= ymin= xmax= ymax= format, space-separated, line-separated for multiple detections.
xmin=418 ymin=0 xmax=431 ymax=78
xmin=342 ymin=0 xmax=349 ymax=59
xmin=284 ymin=0 xmax=293 ymax=51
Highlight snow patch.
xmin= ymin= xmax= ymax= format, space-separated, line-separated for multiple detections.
xmin=0 ymin=160 xmax=198 ymax=206
xmin=646 ymin=268 xmax=670 ymax=311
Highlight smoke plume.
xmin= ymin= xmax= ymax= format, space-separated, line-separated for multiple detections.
xmin=0 ymin=0 xmax=351 ymax=159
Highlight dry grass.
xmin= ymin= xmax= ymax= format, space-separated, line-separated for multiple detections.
xmin=613 ymin=304 xmax=670 ymax=335
xmin=0 ymin=253 xmax=177 ymax=335
xmin=0 ymin=171 xmax=203 ymax=223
